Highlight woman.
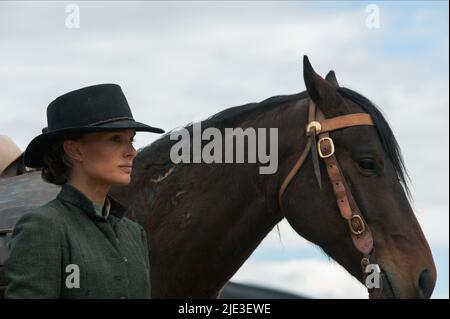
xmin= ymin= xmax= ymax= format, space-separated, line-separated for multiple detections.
xmin=4 ymin=84 xmax=164 ymax=298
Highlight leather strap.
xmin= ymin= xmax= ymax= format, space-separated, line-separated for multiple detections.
xmin=278 ymin=98 xmax=377 ymax=289
xmin=320 ymin=113 xmax=374 ymax=133
xmin=307 ymin=100 xmax=323 ymax=189
xmin=278 ymin=101 xmax=376 ymax=207
xmin=316 ymin=110 xmax=374 ymax=256
xmin=278 ymin=100 xmax=316 ymax=206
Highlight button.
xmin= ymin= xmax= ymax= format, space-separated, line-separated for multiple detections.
xmin=123 ymin=257 xmax=128 ymax=262
xmin=120 ymin=296 xmax=127 ymax=299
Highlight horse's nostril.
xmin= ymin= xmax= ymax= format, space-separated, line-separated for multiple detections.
xmin=418 ymin=269 xmax=434 ymax=298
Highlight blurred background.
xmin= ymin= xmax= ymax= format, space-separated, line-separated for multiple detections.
xmin=0 ymin=1 xmax=447 ymax=298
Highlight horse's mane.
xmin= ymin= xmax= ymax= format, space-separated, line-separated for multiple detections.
xmin=135 ymin=91 xmax=307 ymax=165
xmin=136 ymin=88 xmax=410 ymax=195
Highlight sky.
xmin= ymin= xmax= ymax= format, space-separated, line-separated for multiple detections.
xmin=0 ymin=1 xmax=448 ymax=298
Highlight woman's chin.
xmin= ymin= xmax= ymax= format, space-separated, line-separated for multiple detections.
xmin=118 ymin=177 xmax=132 ymax=185
xmin=108 ymin=174 xmax=132 ymax=186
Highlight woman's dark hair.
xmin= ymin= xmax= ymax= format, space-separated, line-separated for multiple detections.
xmin=41 ymin=133 xmax=84 ymax=185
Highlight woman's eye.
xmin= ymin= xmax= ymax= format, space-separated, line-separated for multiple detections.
xmin=110 ymin=136 xmax=122 ymax=142
xmin=110 ymin=135 xmax=135 ymax=144
xmin=358 ymin=158 xmax=377 ymax=171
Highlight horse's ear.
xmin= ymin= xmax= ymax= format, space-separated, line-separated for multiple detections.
xmin=303 ymin=56 xmax=344 ymax=116
xmin=325 ymin=70 xmax=339 ymax=88
xmin=303 ymin=55 xmax=334 ymax=102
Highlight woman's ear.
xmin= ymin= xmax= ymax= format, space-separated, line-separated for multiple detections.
xmin=63 ymin=139 xmax=84 ymax=163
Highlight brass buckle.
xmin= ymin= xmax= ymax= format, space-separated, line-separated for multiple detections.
xmin=317 ymin=137 xmax=335 ymax=158
xmin=306 ymin=121 xmax=321 ymax=135
xmin=348 ymin=214 xmax=366 ymax=236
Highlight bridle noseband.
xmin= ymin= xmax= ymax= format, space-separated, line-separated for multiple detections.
xmin=279 ymin=99 xmax=381 ymax=295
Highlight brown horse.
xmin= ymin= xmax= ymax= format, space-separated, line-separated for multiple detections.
xmin=111 ymin=56 xmax=436 ymax=298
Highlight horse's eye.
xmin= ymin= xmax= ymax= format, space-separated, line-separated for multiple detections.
xmin=358 ymin=158 xmax=376 ymax=171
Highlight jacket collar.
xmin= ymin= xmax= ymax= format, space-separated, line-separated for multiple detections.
xmin=57 ymin=183 xmax=127 ymax=220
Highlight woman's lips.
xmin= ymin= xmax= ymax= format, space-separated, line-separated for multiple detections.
xmin=119 ymin=166 xmax=132 ymax=173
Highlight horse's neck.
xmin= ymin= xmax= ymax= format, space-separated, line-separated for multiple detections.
xmin=148 ymin=165 xmax=280 ymax=297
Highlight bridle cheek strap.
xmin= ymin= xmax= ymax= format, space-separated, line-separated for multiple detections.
xmin=278 ymin=101 xmax=317 ymax=204
xmin=315 ymin=111 xmax=374 ymax=256
xmin=278 ymin=99 xmax=377 ymax=290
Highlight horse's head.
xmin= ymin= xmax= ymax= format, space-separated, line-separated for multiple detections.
xmin=279 ymin=56 xmax=436 ymax=298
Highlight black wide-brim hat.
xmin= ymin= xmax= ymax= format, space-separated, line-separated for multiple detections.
xmin=24 ymin=83 xmax=165 ymax=168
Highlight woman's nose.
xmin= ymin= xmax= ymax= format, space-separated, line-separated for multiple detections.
xmin=126 ymin=143 xmax=137 ymax=158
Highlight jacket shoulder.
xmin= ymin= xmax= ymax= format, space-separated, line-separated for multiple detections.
xmin=14 ymin=199 xmax=66 ymax=228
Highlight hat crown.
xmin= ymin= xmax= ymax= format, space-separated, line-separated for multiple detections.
xmin=46 ymin=84 xmax=134 ymax=132
xmin=24 ymin=83 xmax=164 ymax=168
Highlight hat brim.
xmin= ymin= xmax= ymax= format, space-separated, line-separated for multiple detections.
xmin=24 ymin=119 xmax=165 ymax=168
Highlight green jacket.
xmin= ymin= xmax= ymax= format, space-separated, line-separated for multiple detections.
xmin=4 ymin=183 xmax=150 ymax=299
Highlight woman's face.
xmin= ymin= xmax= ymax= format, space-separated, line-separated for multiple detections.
xmin=65 ymin=129 xmax=137 ymax=186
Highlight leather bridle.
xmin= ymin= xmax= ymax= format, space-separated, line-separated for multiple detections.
xmin=278 ymin=99 xmax=380 ymax=295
